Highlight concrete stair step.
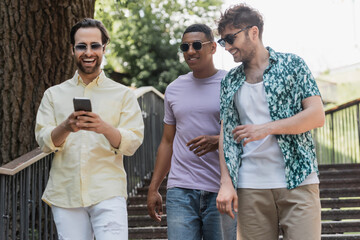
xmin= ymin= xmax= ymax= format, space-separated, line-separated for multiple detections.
xmin=321 ymin=198 xmax=360 ymax=208
xmin=320 ymin=178 xmax=360 ymax=188
xmin=279 ymin=234 xmax=360 ymax=240
xmin=137 ymin=185 xmax=167 ymax=196
xmin=319 ymin=169 xmax=360 ymax=179
xmin=320 ymin=188 xmax=360 ymax=198
xmin=322 ymin=220 xmax=360 ymax=234
xmin=320 ymin=234 xmax=360 ymax=240
xmin=128 ymin=204 xmax=167 ymax=216
xmin=128 ymin=195 xmax=167 ymax=205
xmin=319 ymin=164 xmax=360 ymax=171
xmin=128 ymin=215 xmax=167 ymax=227
xmin=128 ymin=226 xmax=167 ymax=239
xmin=322 ymin=209 xmax=360 ymax=221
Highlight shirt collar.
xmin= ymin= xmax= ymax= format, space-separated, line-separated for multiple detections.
xmin=267 ymin=46 xmax=278 ymax=65
xmin=74 ymin=71 xmax=105 ymax=86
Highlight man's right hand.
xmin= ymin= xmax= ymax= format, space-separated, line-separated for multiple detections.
xmin=51 ymin=111 xmax=89 ymax=147
xmin=216 ymin=179 xmax=238 ymax=219
xmin=63 ymin=111 xmax=89 ymax=133
xmin=147 ymin=189 xmax=163 ymax=222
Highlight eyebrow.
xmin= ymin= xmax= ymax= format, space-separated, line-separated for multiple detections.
xmin=182 ymin=40 xmax=205 ymax=43
xmin=75 ymin=42 xmax=102 ymax=45
xmin=224 ymin=32 xmax=237 ymax=37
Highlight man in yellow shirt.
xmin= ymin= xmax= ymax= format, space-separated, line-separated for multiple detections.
xmin=35 ymin=18 xmax=144 ymax=240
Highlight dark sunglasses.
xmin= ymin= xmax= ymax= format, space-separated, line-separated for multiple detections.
xmin=217 ymin=26 xmax=253 ymax=47
xmin=74 ymin=43 xmax=104 ymax=52
xmin=180 ymin=41 xmax=211 ymax=52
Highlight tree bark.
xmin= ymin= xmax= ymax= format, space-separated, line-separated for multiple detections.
xmin=0 ymin=0 xmax=96 ymax=165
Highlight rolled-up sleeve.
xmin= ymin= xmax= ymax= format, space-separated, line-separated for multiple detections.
xmin=35 ymin=90 xmax=65 ymax=153
xmin=112 ymin=90 xmax=144 ymax=156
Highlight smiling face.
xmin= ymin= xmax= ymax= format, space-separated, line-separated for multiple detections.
xmin=72 ymin=27 xmax=105 ymax=79
xmin=221 ymin=25 xmax=256 ymax=63
xmin=182 ymin=32 xmax=216 ymax=72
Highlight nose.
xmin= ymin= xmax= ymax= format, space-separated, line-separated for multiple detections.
xmin=225 ymin=42 xmax=232 ymax=51
xmin=84 ymin=45 xmax=93 ymax=56
xmin=187 ymin=44 xmax=196 ymax=54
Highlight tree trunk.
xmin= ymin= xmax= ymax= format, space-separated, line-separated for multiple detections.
xmin=0 ymin=0 xmax=96 ymax=165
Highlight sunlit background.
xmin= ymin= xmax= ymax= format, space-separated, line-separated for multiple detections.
xmin=214 ymin=0 xmax=360 ymax=106
xmin=215 ymin=0 xmax=360 ymax=74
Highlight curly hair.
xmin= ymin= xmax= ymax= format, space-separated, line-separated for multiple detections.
xmin=217 ymin=3 xmax=264 ymax=40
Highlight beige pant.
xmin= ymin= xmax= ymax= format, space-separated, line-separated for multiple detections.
xmin=237 ymin=184 xmax=321 ymax=240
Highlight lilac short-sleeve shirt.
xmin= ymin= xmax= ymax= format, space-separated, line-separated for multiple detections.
xmin=164 ymin=70 xmax=227 ymax=193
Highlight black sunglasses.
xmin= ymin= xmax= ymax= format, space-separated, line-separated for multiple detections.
xmin=74 ymin=43 xmax=104 ymax=52
xmin=180 ymin=41 xmax=211 ymax=52
xmin=217 ymin=26 xmax=253 ymax=47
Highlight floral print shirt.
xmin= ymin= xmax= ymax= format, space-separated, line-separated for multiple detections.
xmin=220 ymin=47 xmax=321 ymax=189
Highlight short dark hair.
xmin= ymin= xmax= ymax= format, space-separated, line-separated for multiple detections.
xmin=183 ymin=24 xmax=214 ymax=42
xmin=217 ymin=4 xmax=264 ymax=40
xmin=70 ymin=18 xmax=110 ymax=45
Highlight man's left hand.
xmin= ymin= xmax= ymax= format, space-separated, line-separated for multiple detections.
xmin=75 ymin=112 xmax=110 ymax=134
xmin=186 ymin=135 xmax=219 ymax=156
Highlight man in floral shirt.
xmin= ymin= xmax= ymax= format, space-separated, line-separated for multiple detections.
xmin=215 ymin=4 xmax=325 ymax=240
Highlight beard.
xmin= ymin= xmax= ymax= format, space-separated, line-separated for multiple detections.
xmin=239 ymin=39 xmax=256 ymax=64
xmin=242 ymin=48 xmax=256 ymax=64
xmin=76 ymin=57 xmax=102 ymax=75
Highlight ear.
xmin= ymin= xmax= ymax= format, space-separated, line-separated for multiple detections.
xmin=71 ymin=45 xmax=75 ymax=55
xmin=250 ymin=26 xmax=259 ymax=41
xmin=210 ymin=41 xmax=217 ymax=54
xmin=103 ymin=44 xmax=106 ymax=53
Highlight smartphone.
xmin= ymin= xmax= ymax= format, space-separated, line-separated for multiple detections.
xmin=73 ymin=97 xmax=92 ymax=112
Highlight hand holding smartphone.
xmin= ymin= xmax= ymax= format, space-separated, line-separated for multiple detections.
xmin=73 ymin=97 xmax=92 ymax=112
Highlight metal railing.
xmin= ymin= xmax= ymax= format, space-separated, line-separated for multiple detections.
xmin=126 ymin=87 xmax=164 ymax=195
xmin=0 ymin=87 xmax=164 ymax=240
xmin=0 ymin=151 xmax=56 ymax=240
xmin=313 ymin=98 xmax=360 ymax=164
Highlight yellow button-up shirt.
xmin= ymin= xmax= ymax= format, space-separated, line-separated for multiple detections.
xmin=35 ymin=71 xmax=144 ymax=208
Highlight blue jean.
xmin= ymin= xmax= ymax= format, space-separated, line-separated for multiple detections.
xmin=166 ymin=187 xmax=227 ymax=240
xmin=220 ymin=211 xmax=237 ymax=240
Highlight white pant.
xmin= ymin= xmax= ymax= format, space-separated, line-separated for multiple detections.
xmin=51 ymin=196 xmax=128 ymax=240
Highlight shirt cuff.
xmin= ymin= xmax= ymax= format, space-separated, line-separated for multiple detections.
xmin=40 ymin=127 xmax=65 ymax=153
xmin=111 ymin=128 xmax=143 ymax=156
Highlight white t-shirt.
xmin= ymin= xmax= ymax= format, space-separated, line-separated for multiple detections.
xmin=234 ymin=81 xmax=319 ymax=189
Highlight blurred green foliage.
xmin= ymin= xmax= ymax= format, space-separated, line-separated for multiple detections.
xmin=95 ymin=0 xmax=222 ymax=92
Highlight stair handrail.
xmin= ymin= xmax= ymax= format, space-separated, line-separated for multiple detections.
xmin=0 ymin=148 xmax=47 ymax=175
xmin=325 ymin=98 xmax=360 ymax=114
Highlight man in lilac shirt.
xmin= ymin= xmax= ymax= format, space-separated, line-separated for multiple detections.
xmin=147 ymin=24 xmax=236 ymax=239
